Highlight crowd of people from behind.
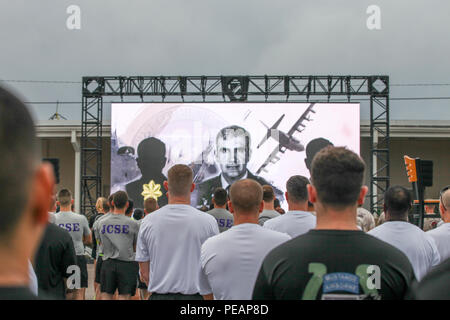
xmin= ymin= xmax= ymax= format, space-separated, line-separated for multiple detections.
xmin=0 ymin=85 xmax=449 ymax=300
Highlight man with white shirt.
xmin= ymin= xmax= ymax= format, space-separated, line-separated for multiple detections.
xmin=368 ymin=185 xmax=441 ymax=281
xmin=264 ymin=175 xmax=316 ymax=237
xmin=200 ymin=179 xmax=290 ymax=300
xmin=427 ymin=186 xmax=450 ymax=261
xmin=136 ymin=164 xmax=219 ymax=300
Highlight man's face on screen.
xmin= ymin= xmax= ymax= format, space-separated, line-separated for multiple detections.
xmin=216 ymin=132 xmax=248 ymax=180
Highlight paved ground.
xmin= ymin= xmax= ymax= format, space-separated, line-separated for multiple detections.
xmin=85 ymin=263 xmax=95 ymax=300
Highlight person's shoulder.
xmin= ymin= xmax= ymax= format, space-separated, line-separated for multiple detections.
xmin=258 ymin=225 xmax=291 ymax=241
xmin=426 ymin=223 xmax=448 ymax=236
xmin=196 ymin=208 xmax=218 ymax=224
xmin=409 ymin=258 xmax=450 ymax=299
xmin=364 ymin=231 xmax=414 ymax=261
xmin=367 ymin=223 xmax=386 ymax=236
xmin=47 ymin=222 xmax=71 ymax=239
xmin=202 ymin=229 xmax=228 ymax=250
xmin=127 ymin=216 xmax=140 ymax=228
xmin=262 ymin=214 xmax=283 ymax=228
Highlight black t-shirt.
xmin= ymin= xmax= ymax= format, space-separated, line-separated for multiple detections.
xmin=408 ymin=257 xmax=450 ymax=300
xmin=0 ymin=287 xmax=38 ymax=300
xmin=34 ymin=223 xmax=77 ymax=300
xmin=252 ymin=229 xmax=416 ymax=300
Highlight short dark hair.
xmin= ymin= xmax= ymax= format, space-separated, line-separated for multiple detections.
xmin=213 ymin=187 xmax=228 ymax=206
xmin=384 ymin=186 xmax=412 ymax=218
xmin=262 ymin=185 xmax=274 ymax=202
xmin=286 ymin=175 xmax=310 ymax=203
xmin=113 ymin=191 xmax=128 ymax=209
xmin=125 ymin=199 xmax=134 ymax=216
xmin=0 ymin=86 xmax=39 ymax=241
xmin=311 ymin=146 xmax=365 ymax=208
xmin=229 ymin=179 xmax=263 ymax=213
xmin=58 ymin=189 xmax=72 ymax=207
xmin=133 ymin=208 xmax=144 ymax=221
xmin=167 ymin=164 xmax=193 ymax=197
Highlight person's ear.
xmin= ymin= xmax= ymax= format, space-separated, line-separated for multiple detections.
xmin=227 ymin=201 xmax=234 ymax=213
xmin=307 ymin=184 xmax=317 ymax=204
xmin=358 ymin=186 xmax=369 ymax=206
xmin=285 ymin=192 xmax=289 ymax=202
xmin=258 ymin=201 xmax=264 ymax=213
xmin=190 ymin=183 xmax=195 ymax=193
xmin=30 ymin=163 xmax=55 ymax=225
xmin=163 ymin=181 xmax=169 ymax=191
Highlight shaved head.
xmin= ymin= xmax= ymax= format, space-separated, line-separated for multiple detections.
xmin=229 ymin=179 xmax=263 ymax=214
xmin=442 ymin=188 xmax=450 ymax=211
xmin=167 ymin=164 xmax=193 ymax=197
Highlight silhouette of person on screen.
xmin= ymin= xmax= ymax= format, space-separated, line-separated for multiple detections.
xmin=195 ymin=125 xmax=279 ymax=207
xmin=304 ymin=138 xmax=334 ymax=176
xmin=126 ymin=137 xmax=168 ymax=209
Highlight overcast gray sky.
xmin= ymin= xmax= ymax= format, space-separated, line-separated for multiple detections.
xmin=0 ymin=0 xmax=449 ymax=121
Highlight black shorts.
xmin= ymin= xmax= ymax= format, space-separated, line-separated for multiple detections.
xmin=76 ymin=255 xmax=88 ymax=288
xmin=100 ymin=259 xmax=138 ymax=295
xmin=95 ymin=257 xmax=103 ymax=284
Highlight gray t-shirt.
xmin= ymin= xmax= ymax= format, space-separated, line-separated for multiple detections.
xmin=258 ymin=210 xmax=280 ymax=226
xmin=207 ymin=208 xmax=234 ymax=233
xmin=98 ymin=214 xmax=140 ymax=262
xmin=93 ymin=212 xmax=112 ymax=259
xmin=55 ymin=211 xmax=90 ymax=256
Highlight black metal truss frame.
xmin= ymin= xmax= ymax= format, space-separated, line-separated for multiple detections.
xmin=81 ymin=75 xmax=389 ymax=217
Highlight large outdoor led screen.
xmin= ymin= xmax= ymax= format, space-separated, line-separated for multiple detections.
xmin=111 ymin=103 xmax=360 ymax=210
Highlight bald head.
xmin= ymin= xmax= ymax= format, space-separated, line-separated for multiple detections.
xmin=167 ymin=164 xmax=193 ymax=197
xmin=229 ymin=179 xmax=263 ymax=214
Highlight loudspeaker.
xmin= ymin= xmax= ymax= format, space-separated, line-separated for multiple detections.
xmin=418 ymin=159 xmax=433 ymax=187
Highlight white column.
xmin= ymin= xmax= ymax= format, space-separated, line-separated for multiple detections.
xmin=71 ymin=130 xmax=81 ymax=213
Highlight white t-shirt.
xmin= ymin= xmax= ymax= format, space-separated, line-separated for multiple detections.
xmin=28 ymin=261 xmax=38 ymax=296
xmin=427 ymin=222 xmax=450 ymax=261
xmin=263 ymin=210 xmax=316 ymax=238
xmin=135 ymin=204 xmax=219 ymax=295
xmin=368 ymin=221 xmax=441 ymax=281
xmin=200 ymin=223 xmax=291 ymax=300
